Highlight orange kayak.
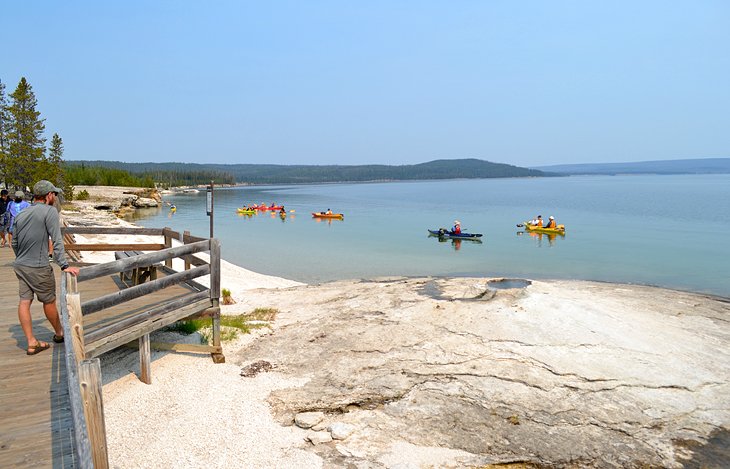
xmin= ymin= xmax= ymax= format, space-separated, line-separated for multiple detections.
xmin=312 ymin=212 xmax=344 ymax=219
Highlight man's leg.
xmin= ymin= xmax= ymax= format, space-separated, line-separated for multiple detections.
xmin=42 ymin=301 xmax=64 ymax=337
xmin=18 ymin=299 xmax=40 ymax=346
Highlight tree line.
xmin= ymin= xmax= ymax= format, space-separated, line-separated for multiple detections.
xmin=67 ymin=158 xmax=550 ymax=185
xmin=63 ymin=160 xmax=235 ymax=187
xmin=0 ymin=77 xmax=66 ymax=195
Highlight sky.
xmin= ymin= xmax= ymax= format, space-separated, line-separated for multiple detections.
xmin=2 ymin=1 xmax=729 ymax=167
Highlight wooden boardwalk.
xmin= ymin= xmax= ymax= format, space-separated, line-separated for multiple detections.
xmin=0 ymin=244 xmax=199 ymax=468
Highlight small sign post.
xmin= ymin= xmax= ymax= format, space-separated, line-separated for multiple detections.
xmin=206 ymin=181 xmax=214 ymax=239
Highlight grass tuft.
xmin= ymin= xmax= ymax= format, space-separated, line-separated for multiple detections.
xmin=165 ymin=307 xmax=280 ymax=343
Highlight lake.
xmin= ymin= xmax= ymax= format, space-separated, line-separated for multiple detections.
xmin=126 ymin=174 xmax=730 ymax=297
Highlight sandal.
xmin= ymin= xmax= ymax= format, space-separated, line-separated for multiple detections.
xmin=27 ymin=341 xmax=50 ymax=355
xmin=52 ymin=334 xmax=64 ymax=343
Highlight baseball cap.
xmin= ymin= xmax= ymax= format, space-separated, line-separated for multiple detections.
xmin=33 ymin=180 xmax=62 ymax=196
xmin=14 ymin=190 xmax=24 ymax=198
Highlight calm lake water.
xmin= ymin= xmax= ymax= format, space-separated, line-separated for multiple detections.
xmin=127 ymin=174 xmax=730 ymax=297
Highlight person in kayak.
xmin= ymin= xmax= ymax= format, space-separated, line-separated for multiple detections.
xmin=325 ymin=208 xmax=333 ymax=215
xmin=545 ymin=216 xmax=557 ymax=228
xmin=529 ymin=215 xmax=543 ymax=227
xmin=452 ymin=220 xmax=461 ymax=234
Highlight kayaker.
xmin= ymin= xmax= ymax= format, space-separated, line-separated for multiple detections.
xmin=452 ymin=220 xmax=461 ymax=234
xmin=529 ymin=215 xmax=543 ymax=227
xmin=325 ymin=208 xmax=332 ymax=215
xmin=545 ymin=216 xmax=557 ymax=228
xmin=279 ymin=206 xmax=286 ymax=214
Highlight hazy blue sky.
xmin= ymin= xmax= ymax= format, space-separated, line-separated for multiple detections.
xmin=2 ymin=1 xmax=729 ymax=167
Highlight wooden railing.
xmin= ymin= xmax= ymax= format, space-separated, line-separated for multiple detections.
xmin=58 ymin=226 xmax=222 ymax=468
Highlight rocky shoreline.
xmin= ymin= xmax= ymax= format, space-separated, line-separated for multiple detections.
xmin=66 ymin=185 xmax=161 ymax=221
xmin=62 ymin=188 xmax=730 ymax=468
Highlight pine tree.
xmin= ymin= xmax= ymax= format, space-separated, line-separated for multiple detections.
xmin=0 ymin=79 xmax=10 ymax=188
xmin=46 ymin=132 xmax=73 ymax=199
xmin=7 ymin=77 xmax=46 ymax=190
xmin=45 ymin=132 xmax=65 ymax=184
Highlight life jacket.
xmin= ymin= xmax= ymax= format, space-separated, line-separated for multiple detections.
xmin=453 ymin=225 xmax=461 ymax=234
xmin=546 ymin=219 xmax=556 ymax=228
xmin=535 ymin=219 xmax=543 ymax=227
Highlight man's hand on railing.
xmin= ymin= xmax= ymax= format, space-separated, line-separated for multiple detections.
xmin=62 ymin=266 xmax=80 ymax=276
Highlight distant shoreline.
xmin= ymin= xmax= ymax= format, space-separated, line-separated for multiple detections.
xmin=534 ymin=157 xmax=730 ymax=175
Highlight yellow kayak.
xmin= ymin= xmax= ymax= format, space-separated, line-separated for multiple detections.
xmin=523 ymin=221 xmax=565 ymax=235
xmin=237 ymin=208 xmax=256 ymax=214
xmin=312 ymin=212 xmax=344 ymax=219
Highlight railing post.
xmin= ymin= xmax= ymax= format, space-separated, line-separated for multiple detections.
xmin=66 ymin=273 xmax=85 ymax=363
xmin=210 ymin=238 xmax=224 ymax=363
xmin=139 ymin=334 xmax=151 ymax=384
xmin=183 ymin=230 xmax=191 ymax=270
xmin=78 ymin=359 xmax=109 ymax=469
xmin=163 ymin=227 xmax=172 ymax=268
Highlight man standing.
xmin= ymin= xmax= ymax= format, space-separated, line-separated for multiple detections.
xmin=11 ymin=180 xmax=79 ymax=355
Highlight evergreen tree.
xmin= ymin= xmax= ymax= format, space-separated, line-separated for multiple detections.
xmin=7 ymin=77 xmax=46 ymax=190
xmin=0 ymin=79 xmax=10 ymax=188
xmin=46 ymin=132 xmax=65 ymax=185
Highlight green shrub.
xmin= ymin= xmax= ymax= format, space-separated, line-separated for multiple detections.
xmin=166 ymin=307 xmax=280 ymax=343
xmin=76 ymin=189 xmax=90 ymax=200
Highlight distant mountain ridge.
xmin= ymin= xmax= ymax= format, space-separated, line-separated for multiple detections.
xmin=534 ymin=158 xmax=730 ymax=175
xmin=66 ymin=158 xmax=549 ymax=184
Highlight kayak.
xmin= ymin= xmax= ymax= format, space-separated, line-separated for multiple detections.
xmin=237 ymin=208 xmax=256 ymax=214
xmin=522 ymin=222 xmax=566 ymax=235
xmin=257 ymin=205 xmax=283 ymax=211
xmin=428 ymin=229 xmax=483 ymax=239
xmin=312 ymin=212 xmax=344 ymax=219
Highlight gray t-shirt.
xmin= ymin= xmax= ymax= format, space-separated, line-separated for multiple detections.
xmin=12 ymin=202 xmax=69 ymax=269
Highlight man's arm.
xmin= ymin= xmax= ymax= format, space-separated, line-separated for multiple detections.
xmin=46 ymin=207 xmax=69 ymax=269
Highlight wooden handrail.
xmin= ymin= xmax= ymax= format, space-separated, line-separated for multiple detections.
xmin=60 ymin=273 xmax=105 ymax=468
xmin=62 ymin=227 xmax=165 ymax=236
xmin=65 ymin=243 xmax=166 ymax=252
xmin=77 ymin=240 xmax=210 ymax=282
xmin=82 ymin=264 xmax=210 ymax=315
xmin=85 ymin=291 xmax=211 ymax=343
xmin=57 ymin=226 xmax=222 ymax=466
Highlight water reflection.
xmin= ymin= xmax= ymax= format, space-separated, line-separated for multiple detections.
xmin=122 ymin=207 xmax=161 ymax=222
xmin=516 ymin=231 xmax=562 ymax=247
xmin=312 ymin=217 xmax=343 ymax=225
xmin=428 ymin=234 xmax=483 ymax=251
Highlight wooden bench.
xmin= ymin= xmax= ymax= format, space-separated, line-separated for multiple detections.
xmin=114 ymin=250 xmax=158 ymax=286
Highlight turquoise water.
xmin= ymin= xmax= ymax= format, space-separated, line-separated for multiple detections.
xmin=127 ymin=174 xmax=730 ymax=297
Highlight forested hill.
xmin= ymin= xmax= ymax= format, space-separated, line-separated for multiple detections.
xmin=534 ymin=158 xmax=730 ymax=175
xmin=66 ymin=159 xmax=549 ymax=184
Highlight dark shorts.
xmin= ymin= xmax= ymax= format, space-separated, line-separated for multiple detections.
xmin=14 ymin=264 xmax=56 ymax=303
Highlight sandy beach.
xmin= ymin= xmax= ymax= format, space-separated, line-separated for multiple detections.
xmin=62 ymin=191 xmax=730 ymax=468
